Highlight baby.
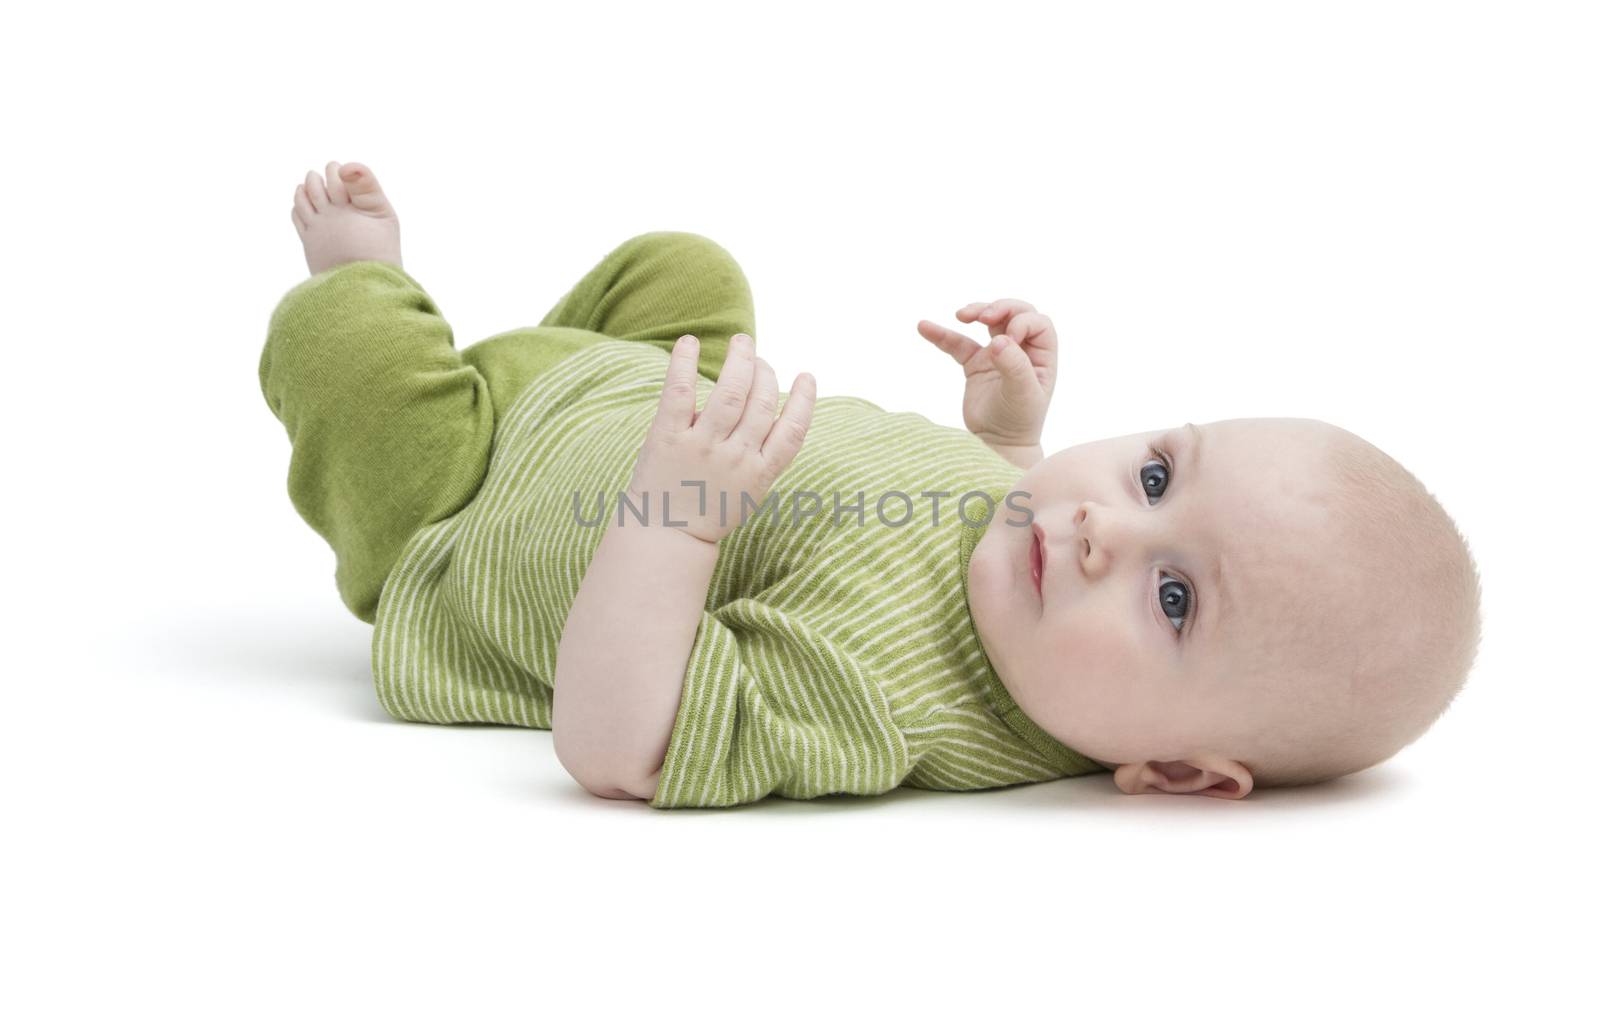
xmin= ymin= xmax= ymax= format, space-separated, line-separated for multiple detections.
xmin=263 ymin=161 xmax=1482 ymax=807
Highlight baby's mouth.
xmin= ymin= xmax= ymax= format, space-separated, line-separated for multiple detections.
xmin=1029 ymin=523 xmax=1046 ymax=599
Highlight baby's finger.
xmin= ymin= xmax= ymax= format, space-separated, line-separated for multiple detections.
xmin=1003 ymin=314 xmax=1057 ymax=397
xmin=294 ymin=183 xmax=315 ymax=220
xmin=1004 ymin=311 xmax=1056 ymax=345
xmin=978 ymin=299 xmax=1036 ymax=327
xmin=732 ymin=357 xmax=780 ymax=448
xmin=305 ymin=170 xmax=330 ymax=211
xmin=325 ymin=161 xmax=350 ymax=205
xmin=916 ymin=320 xmax=983 ymax=365
xmin=653 ymin=335 xmax=701 ymax=434
xmin=955 ymin=303 xmax=993 ymax=323
xmin=761 ymin=373 xmax=817 ymax=473
xmin=697 ymin=332 xmax=756 ymax=439
xmin=988 ymin=335 xmax=1041 ymax=396
xmin=1005 ymin=311 xmax=1059 ymax=367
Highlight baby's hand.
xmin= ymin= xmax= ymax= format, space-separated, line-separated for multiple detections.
xmin=916 ymin=300 xmax=1057 ymax=463
xmin=628 ymin=333 xmax=816 ymax=544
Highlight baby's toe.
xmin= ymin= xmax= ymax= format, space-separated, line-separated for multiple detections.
xmin=337 ymin=162 xmax=393 ymax=215
xmin=324 ymin=161 xmax=349 ymax=205
xmin=304 ymin=170 xmax=329 ymax=210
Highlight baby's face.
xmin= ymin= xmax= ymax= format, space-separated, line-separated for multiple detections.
xmin=969 ymin=418 xmax=1354 ymax=770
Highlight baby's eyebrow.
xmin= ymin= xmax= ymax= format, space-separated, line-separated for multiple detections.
xmin=1184 ymin=421 xmax=1205 ymax=469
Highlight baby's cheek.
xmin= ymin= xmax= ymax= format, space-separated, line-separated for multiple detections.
xmin=966 ymin=545 xmax=1007 ymax=605
xmin=1039 ymin=616 xmax=1146 ymax=711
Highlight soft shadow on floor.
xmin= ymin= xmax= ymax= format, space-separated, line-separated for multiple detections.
xmin=507 ymin=762 xmax=1407 ymax=817
xmin=134 ymin=608 xmax=389 ymax=722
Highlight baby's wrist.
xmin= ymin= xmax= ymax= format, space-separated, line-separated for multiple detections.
xmin=981 ymin=439 xmax=1044 ymax=469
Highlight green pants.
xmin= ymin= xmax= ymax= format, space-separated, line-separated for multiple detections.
xmin=259 ymin=231 xmax=757 ymax=623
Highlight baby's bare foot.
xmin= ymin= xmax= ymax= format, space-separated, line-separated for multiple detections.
xmin=290 ymin=161 xmax=403 ymax=276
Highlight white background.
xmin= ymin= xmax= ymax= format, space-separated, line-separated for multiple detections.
xmin=4 ymin=1 xmax=1594 ymax=1005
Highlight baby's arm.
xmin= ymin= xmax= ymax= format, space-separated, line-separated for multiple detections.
xmin=552 ymin=333 xmax=815 ymax=802
xmin=552 ymin=519 xmax=718 ymax=800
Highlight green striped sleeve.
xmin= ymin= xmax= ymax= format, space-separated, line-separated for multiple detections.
xmin=649 ymin=601 xmax=911 ymax=809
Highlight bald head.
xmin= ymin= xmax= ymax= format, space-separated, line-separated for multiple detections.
xmin=1237 ymin=421 xmax=1483 ymax=786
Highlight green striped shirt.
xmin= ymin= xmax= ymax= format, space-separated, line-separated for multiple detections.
xmin=372 ymin=339 xmax=1101 ymax=807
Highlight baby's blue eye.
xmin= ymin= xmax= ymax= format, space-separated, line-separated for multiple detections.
xmin=1159 ymin=577 xmax=1191 ymax=634
xmin=1140 ymin=458 xmax=1170 ymax=503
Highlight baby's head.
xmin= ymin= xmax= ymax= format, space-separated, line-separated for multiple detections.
xmin=968 ymin=418 xmax=1481 ymax=798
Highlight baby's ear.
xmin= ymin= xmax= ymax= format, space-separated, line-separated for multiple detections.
xmin=1113 ymin=758 xmax=1254 ymax=799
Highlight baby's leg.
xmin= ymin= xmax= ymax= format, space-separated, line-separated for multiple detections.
xmin=263 ymin=168 xmax=492 ymax=622
xmin=536 ymin=231 xmax=757 ymax=382
xmin=458 ymin=232 xmax=756 ymax=416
